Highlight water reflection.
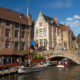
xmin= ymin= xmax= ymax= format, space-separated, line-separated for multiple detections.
xmin=1 ymin=65 xmax=80 ymax=80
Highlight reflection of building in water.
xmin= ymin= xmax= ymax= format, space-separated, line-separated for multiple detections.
xmin=18 ymin=75 xmax=24 ymax=80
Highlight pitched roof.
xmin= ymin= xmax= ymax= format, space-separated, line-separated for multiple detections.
xmin=41 ymin=13 xmax=59 ymax=26
xmin=0 ymin=6 xmax=28 ymax=25
xmin=71 ymin=31 xmax=76 ymax=39
xmin=59 ymin=23 xmax=64 ymax=26
xmin=42 ymin=13 xmax=53 ymax=22
xmin=0 ymin=48 xmax=26 ymax=56
xmin=61 ymin=25 xmax=70 ymax=31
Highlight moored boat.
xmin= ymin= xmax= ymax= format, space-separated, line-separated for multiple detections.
xmin=46 ymin=61 xmax=57 ymax=66
xmin=57 ymin=61 xmax=70 ymax=68
xmin=18 ymin=63 xmax=47 ymax=74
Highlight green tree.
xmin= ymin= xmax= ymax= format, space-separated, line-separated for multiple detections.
xmin=33 ymin=54 xmax=42 ymax=60
xmin=23 ymin=50 xmax=30 ymax=54
xmin=77 ymin=34 xmax=80 ymax=49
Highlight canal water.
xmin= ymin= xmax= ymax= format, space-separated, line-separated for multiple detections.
xmin=1 ymin=65 xmax=80 ymax=80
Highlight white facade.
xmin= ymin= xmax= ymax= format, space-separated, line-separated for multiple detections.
xmin=34 ymin=12 xmax=49 ymax=50
xmin=34 ymin=12 xmax=62 ymax=50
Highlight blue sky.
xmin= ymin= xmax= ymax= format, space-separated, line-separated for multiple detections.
xmin=0 ymin=0 xmax=80 ymax=36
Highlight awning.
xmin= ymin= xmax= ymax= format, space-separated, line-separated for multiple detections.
xmin=33 ymin=58 xmax=46 ymax=62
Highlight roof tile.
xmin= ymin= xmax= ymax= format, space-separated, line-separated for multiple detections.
xmin=0 ymin=6 xmax=28 ymax=25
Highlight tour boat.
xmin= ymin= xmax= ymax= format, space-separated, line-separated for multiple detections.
xmin=18 ymin=63 xmax=47 ymax=74
xmin=57 ymin=61 xmax=70 ymax=68
xmin=46 ymin=61 xmax=57 ymax=66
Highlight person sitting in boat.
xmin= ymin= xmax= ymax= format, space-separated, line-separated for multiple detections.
xmin=59 ymin=61 xmax=61 ymax=64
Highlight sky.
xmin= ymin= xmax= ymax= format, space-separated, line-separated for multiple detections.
xmin=0 ymin=0 xmax=80 ymax=36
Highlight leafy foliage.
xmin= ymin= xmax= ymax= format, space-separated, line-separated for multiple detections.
xmin=23 ymin=50 xmax=30 ymax=54
xmin=33 ymin=54 xmax=42 ymax=60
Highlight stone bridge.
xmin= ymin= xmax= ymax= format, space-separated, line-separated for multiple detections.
xmin=40 ymin=49 xmax=80 ymax=64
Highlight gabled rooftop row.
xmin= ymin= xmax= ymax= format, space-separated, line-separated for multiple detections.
xmin=0 ymin=6 xmax=76 ymax=52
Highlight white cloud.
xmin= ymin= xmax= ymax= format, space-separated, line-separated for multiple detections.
xmin=62 ymin=20 xmax=80 ymax=36
xmin=73 ymin=15 xmax=80 ymax=19
xmin=66 ymin=15 xmax=80 ymax=21
xmin=66 ymin=17 xmax=73 ymax=21
xmin=61 ymin=14 xmax=80 ymax=36
xmin=72 ymin=20 xmax=80 ymax=24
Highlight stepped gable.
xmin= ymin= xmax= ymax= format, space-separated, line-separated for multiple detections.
xmin=0 ymin=6 xmax=28 ymax=25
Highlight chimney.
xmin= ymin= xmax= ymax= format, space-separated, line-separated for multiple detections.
xmin=27 ymin=8 xmax=32 ymax=25
xmin=64 ymin=23 xmax=66 ymax=26
xmin=28 ymin=15 xmax=32 ymax=25
xmin=27 ymin=8 xmax=29 ymax=17
xmin=54 ymin=16 xmax=58 ymax=23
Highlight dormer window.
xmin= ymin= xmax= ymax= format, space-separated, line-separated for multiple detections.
xmin=50 ymin=20 xmax=55 ymax=24
xmin=20 ymin=15 xmax=22 ymax=19
xmin=20 ymin=14 xmax=25 ymax=20
xmin=6 ymin=21 xmax=10 ymax=26
xmin=15 ymin=23 xmax=19 ymax=27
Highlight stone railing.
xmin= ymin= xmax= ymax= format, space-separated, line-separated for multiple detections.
xmin=40 ymin=50 xmax=80 ymax=64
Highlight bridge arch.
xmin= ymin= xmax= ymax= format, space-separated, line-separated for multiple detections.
xmin=40 ymin=50 xmax=80 ymax=64
xmin=49 ymin=56 xmax=77 ymax=64
xmin=49 ymin=54 xmax=79 ymax=64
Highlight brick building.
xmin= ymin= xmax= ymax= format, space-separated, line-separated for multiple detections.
xmin=0 ymin=6 xmax=32 ymax=50
xmin=61 ymin=24 xmax=76 ymax=49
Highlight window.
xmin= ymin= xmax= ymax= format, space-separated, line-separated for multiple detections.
xmin=15 ymin=30 xmax=18 ymax=37
xmin=21 ymin=31 xmax=25 ymax=38
xmin=5 ymin=41 xmax=10 ymax=48
xmin=57 ymin=28 xmax=60 ymax=36
xmin=55 ymin=28 xmax=56 ymax=33
xmin=15 ymin=42 xmax=18 ymax=49
xmin=15 ymin=23 xmax=19 ymax=27
xmin=22 ymin=25 xmax=26 ymax=29
xmin=6 ymin=21 xmax=10 ymax=26
xmin=39 ymin=29 xmax=42 ymax=36
xmin=62 ymin=34 xmax=63 ymax=40
xmin=40 ymin=39 xmax=43 ymax=47
xmin=44 ymin=39 xmax=47 ymax=47
xmin=59 ymin=29 xmax=60 ymax=36
xmin=36 ymin=30 xmax=38 ymax=37
xmin=43 ymin=28 xmax=46 ymax=35
xmin=5 ymin=29 xmax=10 ymax=37
xmin=57 ymin=28 xmax=59 ymax=36
xmin=21 ymin=42 xmax=25 ymax=50
xmin=39 ymin=22 xmax=42 ymax=26
xmin=64 ymin=42 xmax=67 ymax=49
